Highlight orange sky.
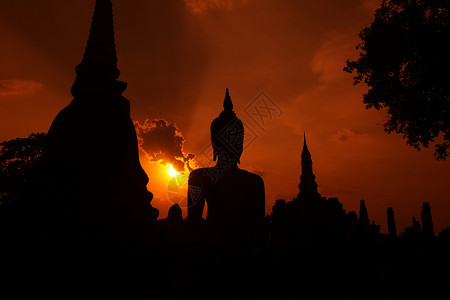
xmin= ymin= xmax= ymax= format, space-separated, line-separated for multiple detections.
xmin=1 ymin=0 xmax=449 ymax=233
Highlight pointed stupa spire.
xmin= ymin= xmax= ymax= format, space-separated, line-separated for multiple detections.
xmin=71 ymin=0 xmax=127 ymax=97
xmin=223 ymin=88 xmax=233 ymax=111
xmin=302 ymin=132 xmax=311 ymax=158
xmin=359 ymin=199 xmax=370 ymax=226
xmin=297 ymin=132 xmax=321 ymax=201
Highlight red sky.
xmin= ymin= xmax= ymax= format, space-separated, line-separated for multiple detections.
xmin=1 ymin=0 xmax=449 ymax=234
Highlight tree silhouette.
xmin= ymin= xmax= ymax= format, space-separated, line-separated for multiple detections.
xmin=0 ymin=133 xmax=46 ymax=204
xmin=345 ymin=0 xmax=449 ymax=160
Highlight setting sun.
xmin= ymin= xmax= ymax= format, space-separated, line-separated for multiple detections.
xmin=167 ymin=164 xmax=180 ymax=177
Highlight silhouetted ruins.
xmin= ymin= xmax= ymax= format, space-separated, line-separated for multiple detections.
xmin=387 ymin=207 xmax=397 ymax=240
xmin=267 ymin=136 xmax=447 ymax=247
xmin=268 ymin=135 xmax=380 ymax=244
xmin=421 ymin=202 xmax=435 ymax=239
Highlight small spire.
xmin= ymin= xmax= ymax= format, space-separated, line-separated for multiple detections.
xmin=223 ymin=88 xmax=233 ymax=111
xmin=301 ymin=132 xmax=311 ymax=158
xmin=359 ymin=199 xmax=370 ymax=226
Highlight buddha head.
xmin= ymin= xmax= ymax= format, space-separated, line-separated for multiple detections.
xmin=210 ymin=89 xmax=244 ymax=164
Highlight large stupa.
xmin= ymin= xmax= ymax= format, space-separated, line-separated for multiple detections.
xmin=39 ymin=0 xmax=158 ymax=232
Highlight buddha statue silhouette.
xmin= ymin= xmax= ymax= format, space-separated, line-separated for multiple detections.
xmin=187 ymin=89 xmax=266 ymax=243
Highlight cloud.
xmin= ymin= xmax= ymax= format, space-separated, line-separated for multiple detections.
xmin=135 ymin=119 xmax=195 ymax=172
xmin=183 ymin=0 xmax=245 ymax=14
xmin=330 ymin=128 xmax=370 ymax=143
xmin=311 ymin=33 xmax=356 ymax=83
xmin=0 ymin=80 xmax=43 ymax=96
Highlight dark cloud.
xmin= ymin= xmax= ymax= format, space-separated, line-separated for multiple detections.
xmin=183 ymin=0 xmax=245 ymax=14
xmin=135 ymin=119 xmax=195 ymax=172
xmin=330 ymin=128 xmax=368 ymax=143
xmin=0 ymin=80 xmax=43 ymax=96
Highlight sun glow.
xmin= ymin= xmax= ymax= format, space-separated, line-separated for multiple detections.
xmin=167 ymin=164 xmax=180 ymax=177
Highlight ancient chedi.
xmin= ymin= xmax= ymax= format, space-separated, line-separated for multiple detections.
xmin=39 ymin=0 xmax=158 ymax=230
xmin=269 ymin=135 xmax=380 ymax=243
xmin=288 ymin=134 xmax=346 ymax=242
xmin=297 ymin=133 xmax=321 ymax=201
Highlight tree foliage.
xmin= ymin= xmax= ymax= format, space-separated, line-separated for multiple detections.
xmin=0 ymin=133 xmax=47 ymax=204
xmin=345 ymin=0 xmax=450 ymax=160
